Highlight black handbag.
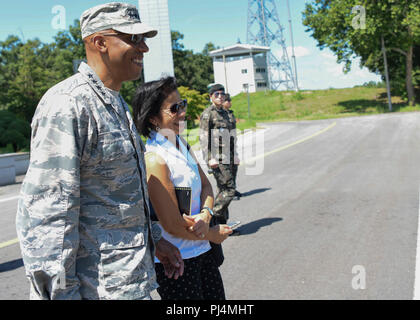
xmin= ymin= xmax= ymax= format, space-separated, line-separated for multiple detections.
xmin=151 ymin=136 xmax=225 ymax=267
xmin=181 ymin=136 xmax=225 ymax=267
xmin=149 ymin=199 xmax=225 ymax=267
xmin=209 ymin=217 xmax=225 ymax=267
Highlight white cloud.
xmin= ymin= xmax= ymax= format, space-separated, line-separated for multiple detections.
xmin=268 ymin=47 xmax=381 ymax=90
xmin=273 ymin=46 xmax=311 ymax=60
xmin=321 ymin=54 xmax=379 ymax=83
xmin=287 ymin=46 xmax=310 ymax=58
xmin=320 ymin=51 xmax=336 ymax=60
xmin=296 ymin=51 xmax=381 ymax=90
xmin=322 ymin=55 xmax=345 ymax=77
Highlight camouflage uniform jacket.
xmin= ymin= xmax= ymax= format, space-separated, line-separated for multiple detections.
xmin=227 ymin=109 xmax=239 ymax=161
xmin=16 ymin=62 xmax=160 ymax=300
xmin=199 ymin=104 xmax=235 ymax=166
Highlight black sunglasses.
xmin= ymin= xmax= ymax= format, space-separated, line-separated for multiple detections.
xmin=170 ymin=99 xmax=188 ymax=114
xmin=213 ymin=91 xmax=225 ymax=98
xmin=100 ymin=32 xmax=146 ymax=45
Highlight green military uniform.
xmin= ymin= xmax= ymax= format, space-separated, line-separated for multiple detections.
xmin=199 ymin=104 xmax=236 ymax=224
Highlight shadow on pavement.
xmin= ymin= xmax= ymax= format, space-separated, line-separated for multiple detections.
xmin=236 ymin=217 xmax=283 ymax=236
xmin=239 ymin=188 xmax=271 ymax=197
xmin=0 ymin=258 xmax=24 ymax=273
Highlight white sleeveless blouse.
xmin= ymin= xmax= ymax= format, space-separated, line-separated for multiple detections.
xmin=146 ymin=131 xmax=211 ymax=261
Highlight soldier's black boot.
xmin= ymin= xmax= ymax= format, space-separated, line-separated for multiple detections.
xmin=233 ymin=190 xmax=241 ymax=200
xmin=230 ymin=229 xmax=240 ymax=236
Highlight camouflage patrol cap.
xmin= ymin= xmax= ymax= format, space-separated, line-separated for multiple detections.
xmin=209 ymin=84 xmax=225 ymax=95
xmin=80 ymin=2 xmax=158 ymax=39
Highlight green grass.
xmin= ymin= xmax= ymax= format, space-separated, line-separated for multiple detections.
xmin=181 ymin=127 xmax=200 ymax=147
xmin=231 ymin=87 xmax=420 ymax=130
xmin=0 ymin=144 xmax=14 ymax=154
xmin=4 ymin=87 xmax=418 ymax=153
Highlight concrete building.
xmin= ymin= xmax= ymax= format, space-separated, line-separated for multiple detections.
xmin=209 ymin=44 xmax=271 ymax=97
xmin=138 ymin=0 xmax=174 ymax=81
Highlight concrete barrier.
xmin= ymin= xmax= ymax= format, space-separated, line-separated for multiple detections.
xmin=14 ymin=153 xmax=30 ymax=175
xmin=0 ymin=152 xmax=29 ymax=186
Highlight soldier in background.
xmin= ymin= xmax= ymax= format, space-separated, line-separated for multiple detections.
xmin=222 ymin=93 xmax=242 ymax=200
xmin=199 ymin=84 xmax=235 ymax=225
xmin=15 ymin=2 xmax=191 ymax=300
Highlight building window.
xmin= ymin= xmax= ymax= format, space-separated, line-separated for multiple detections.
xmin=241 ymin=69 xmax=248 ymax=74
xmin=257 ymin=82 xmax=267 ymax=88
xmin=256 ymin=68 xmax=266 ymax=73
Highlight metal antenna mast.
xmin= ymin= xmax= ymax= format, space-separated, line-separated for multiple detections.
xmin=286 ymin=0 xmax=299 ymax=91
xmin=247 ymin=0 xmax=297 ymax=91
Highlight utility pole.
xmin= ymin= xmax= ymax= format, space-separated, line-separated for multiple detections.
xmin=223 ymin=53 xmax=229 ymax=93
xmin=381 ymin=35 xmax=392 ymax=112
xmin=286 ymin=0 xmax=298 ymax=92
xmin=245 ymin=84 xmax=251 ymax=118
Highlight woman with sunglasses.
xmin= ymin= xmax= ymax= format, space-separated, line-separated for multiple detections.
xmin=132 ymin=77 xmax=232 ymax=300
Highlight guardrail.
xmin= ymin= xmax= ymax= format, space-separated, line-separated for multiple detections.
xmin=0 ymin=153 xmax=29 ymax=186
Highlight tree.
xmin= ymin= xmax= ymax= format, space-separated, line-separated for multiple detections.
xmin=0 ymin=110 xmax=31 ymax=152
xmin=0 ymin=23 xmax=218 ymax=153
xmin=51 ymin=19 xmax=86 ymax=78
xmin=171 ymin=30 xmax=215 ymax=93
xmin=0 ymin=37 xmax=58 ymax=122
xmin=177 ymin=86 xmax=209 ymax=128
xmin=202 ymin=42 xmax=218 ymax=56
xmin=303 ymin=0 xmax=420 ymax=105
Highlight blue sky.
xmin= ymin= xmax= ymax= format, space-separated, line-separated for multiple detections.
xmin=0 ymin=0 xmax=381 ymax=90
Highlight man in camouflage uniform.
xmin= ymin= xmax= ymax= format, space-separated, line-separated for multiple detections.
xmin=199 ymin=84 xmax=235 ymax=224
xmin=16 ymin=3 xmax=187 ymax=300
xmin=222 ymin=93 xmax=241 ymax=200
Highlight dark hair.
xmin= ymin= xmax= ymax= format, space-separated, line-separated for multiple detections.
xmin=132 ymin=76 xmax=178 ymax=138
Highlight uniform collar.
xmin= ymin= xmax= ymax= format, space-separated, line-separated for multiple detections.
xmin=78 ymin=62 xmax=113 ymax=105
xmin=211 ymin=103 xmax=224 ymax=113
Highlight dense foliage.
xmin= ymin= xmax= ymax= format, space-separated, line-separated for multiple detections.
xmin=171 ymin=31 xmax=216 ymax=94
xmin=303 ymin=0 xmax=419 ymax=105
xmin=177 ymin=86 xmax=209 ymax=128
xmin=0 ymin=21 xmax=215 ymax=153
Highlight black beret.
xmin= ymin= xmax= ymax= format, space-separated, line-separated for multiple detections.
xmin=209 ymin=84 xmax=225 ymax=95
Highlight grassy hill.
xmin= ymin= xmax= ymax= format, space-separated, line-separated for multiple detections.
xmin=181 ymin=86 xmax=419 ymax=147
xmin=3 ymin=87 xmax=418 ymax=153
xmin=230 ymin=87 xmax=420 ymax=130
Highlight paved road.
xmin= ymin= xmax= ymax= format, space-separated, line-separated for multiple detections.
xmin=1 ymin=112 xmax=420 ymax=299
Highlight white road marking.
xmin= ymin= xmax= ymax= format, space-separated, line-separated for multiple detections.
xmin=243 ymin=121 xmax=337 ymax=165
xmin=0 ymin=195 xmax=19 ymax=203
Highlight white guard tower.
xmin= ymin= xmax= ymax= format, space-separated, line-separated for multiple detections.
xmin=138 ymin=0 xmax=174 ymax=81
xmin=209 ymin=44 xmax=271 ymax=97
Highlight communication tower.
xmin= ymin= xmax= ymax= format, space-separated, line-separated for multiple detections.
xmin=247 ymin=0 xmax=298 ymax=91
